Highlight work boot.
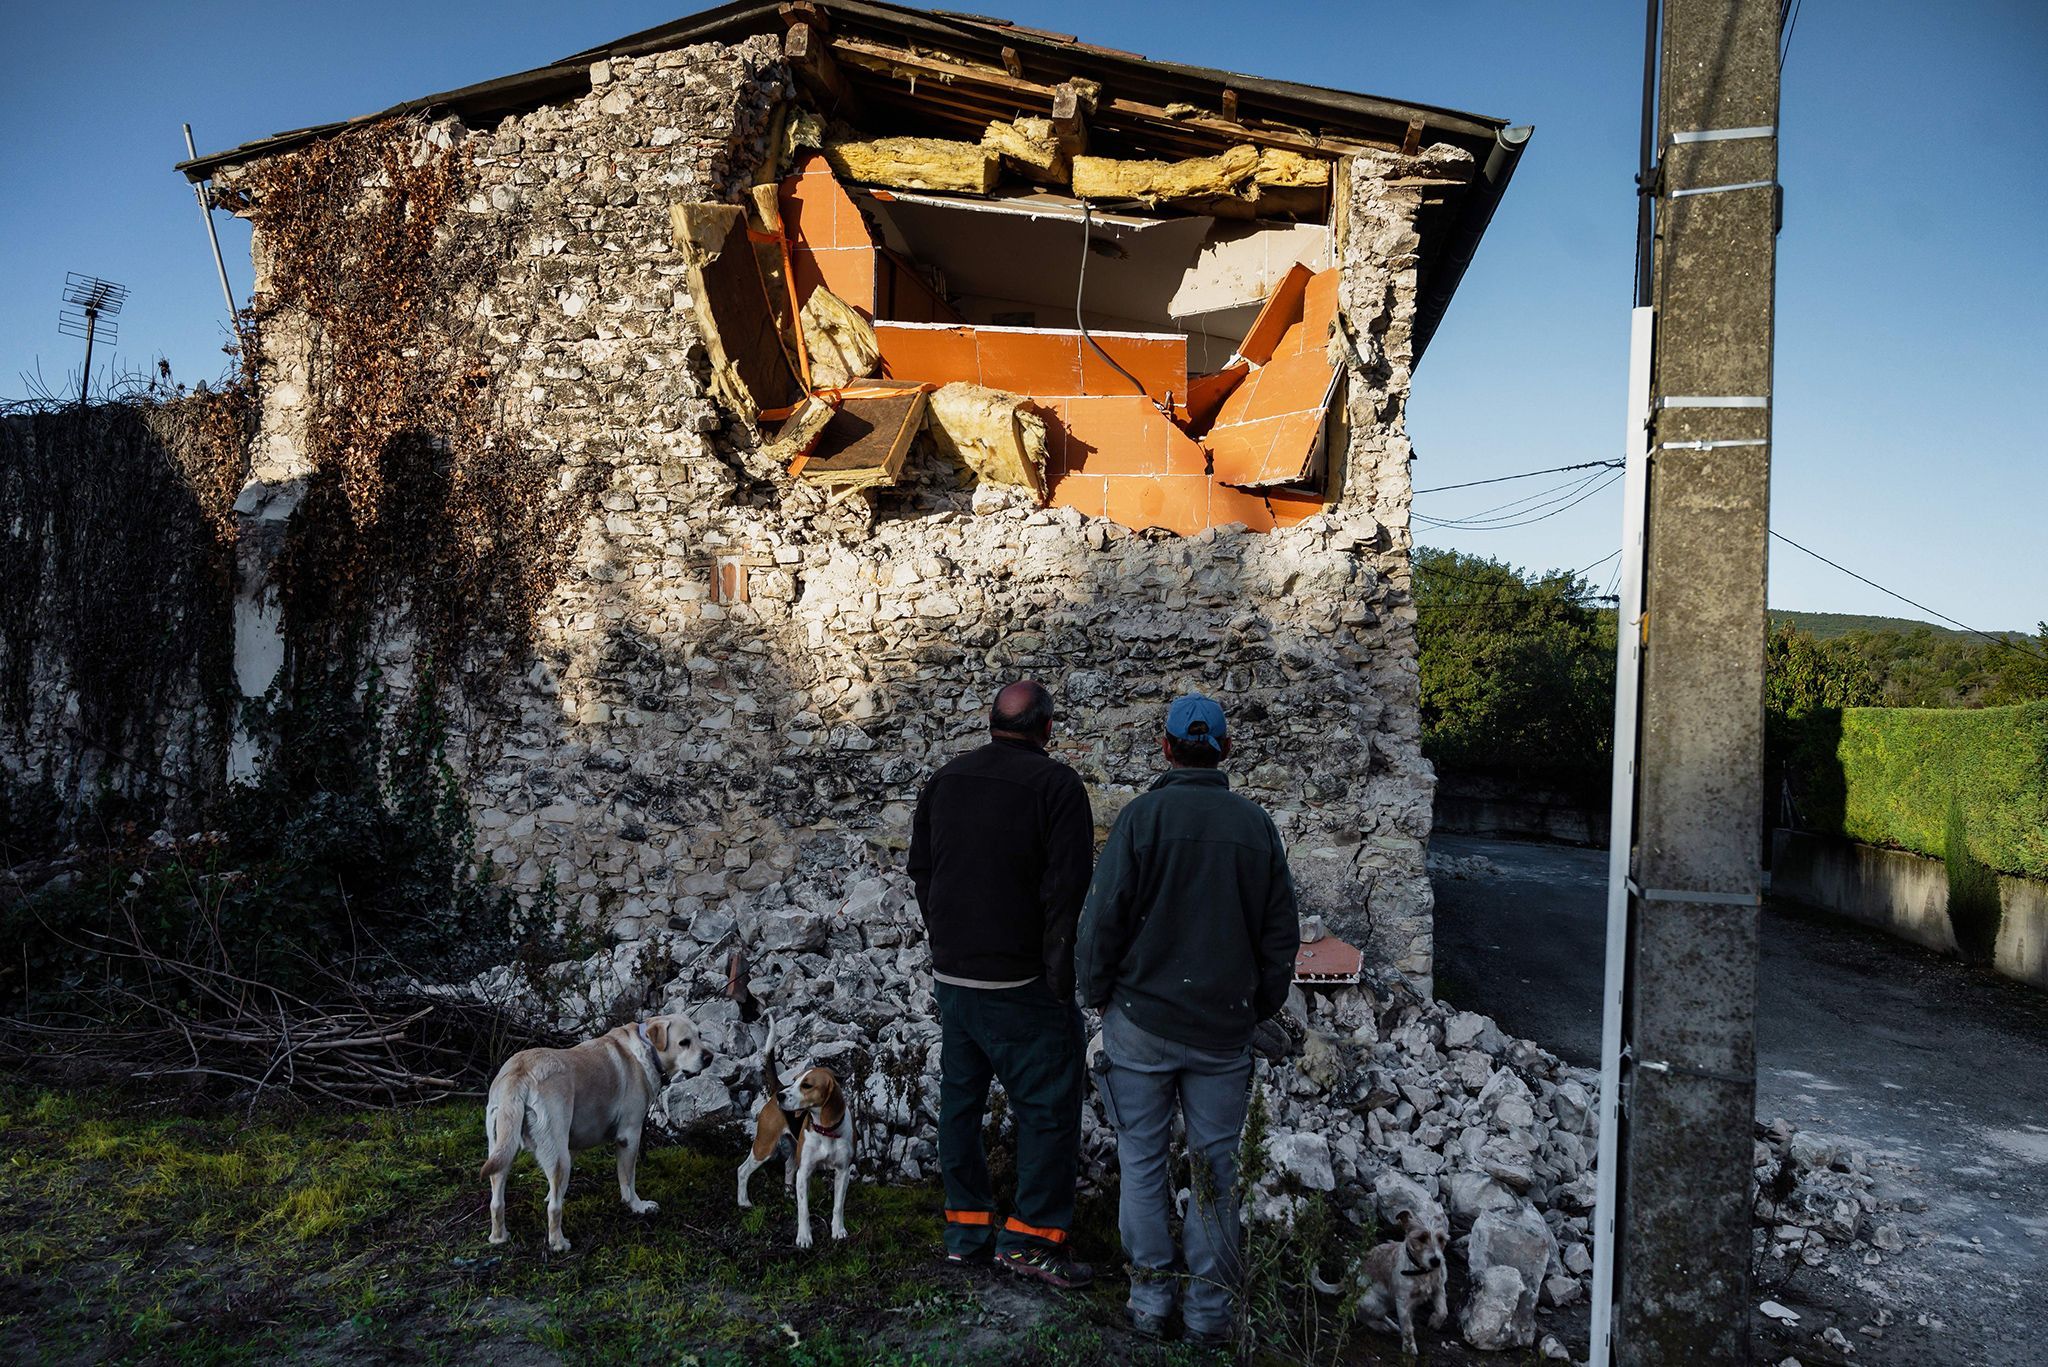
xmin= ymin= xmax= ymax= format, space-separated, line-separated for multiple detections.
xmin=997 ymin=1245 xmax=1096 ymax=1289
xmin=1124 ymin=1307 xmax=1168 ymax=1340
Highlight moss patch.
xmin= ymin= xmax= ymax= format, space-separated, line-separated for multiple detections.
xmin=0 ymin=1084 xmax=1216 ymax=1366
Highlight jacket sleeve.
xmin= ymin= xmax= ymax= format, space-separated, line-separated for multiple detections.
xmin=907 ymin=774 xmax=936 ymax=913
xmin=1252 ymin=822 xmax=1300 ymax=1022
xmin=1075 ymin=807 xmax=1139 ymax=1010
xmin=1039 ymin=770 xmax=1095 ymax=1000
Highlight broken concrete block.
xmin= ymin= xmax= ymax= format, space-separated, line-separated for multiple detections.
xmin=823 ymin=136 xmax=999 ymax=194
xmin=923 ymin=382 xmax=1047 ymax=496
xmin=981 ymin=116 xmax=1084 ymax=184
xmin=1071 ymin=144 xmax=1260 ymax=204
xmin=1460 ymin=1266 xmax=1526 ymax=1351
xmin=799 ymin=287 xmax=880 ymax=391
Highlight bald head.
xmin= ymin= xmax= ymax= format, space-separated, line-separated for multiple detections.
xmin=990 ymin=679 xmax=1056 ymax=747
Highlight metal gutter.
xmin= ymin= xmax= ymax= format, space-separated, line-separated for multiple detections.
xmin=1410 ymin=123 xmax=1531 ymax=364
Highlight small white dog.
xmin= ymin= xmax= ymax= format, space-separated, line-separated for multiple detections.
xmin=736 ymin=1018 xmax=856 ymax=1248
xmin=1310 ymin=1208 xmax=1451 ymax=1356
xmin=481 ymin=1012 xmax=709 ymax=1252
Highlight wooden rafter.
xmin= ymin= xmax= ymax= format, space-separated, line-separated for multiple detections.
xmin=825 ymin=33 xmax=1395 ymax=160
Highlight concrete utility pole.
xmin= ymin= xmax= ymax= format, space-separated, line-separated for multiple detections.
xmin=1609 ymin=0 xmax=1780 ymax=1360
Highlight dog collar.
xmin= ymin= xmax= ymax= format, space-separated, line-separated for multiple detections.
xmin=808 ymin=1115 xmax=844 ymax=1140
xmin=1399 ymin=1263 xmax=1435 ymax=1277
xmin=634 ymin=1022 xmax=668 ymax=1083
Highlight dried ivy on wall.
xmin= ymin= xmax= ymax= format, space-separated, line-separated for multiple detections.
xmin=233 ymin=117 xmax=585 ymax=691
xmin=0 ymin=383 xmax=252 ymax=797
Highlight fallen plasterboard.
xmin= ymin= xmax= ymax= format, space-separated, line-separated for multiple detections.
xmin=669 ymin=202 xmax=803 ymax=424
xmin=823 ymin=136 xmax=999 ymax=195
xmin=791 ymin=381 xmax=930 ymax=488
xmin=1204 ymin=264 xmax=1343 ymax=489
xmin=1168 ymin=220 xmax=1333 ymax=320
xmin=924 ymin=382 xmax=1048 ymax=496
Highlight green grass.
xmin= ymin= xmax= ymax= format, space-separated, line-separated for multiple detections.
xmin=0 ymin=1083 xmax=1231 ymax=1366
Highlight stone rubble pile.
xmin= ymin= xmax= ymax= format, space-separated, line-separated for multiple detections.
xmin=470 ymin=831 xmax=1602 ymax=1352
xmin=1751 ymin=1119 xmax=1921 ymax=1277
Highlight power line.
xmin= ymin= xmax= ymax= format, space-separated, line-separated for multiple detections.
xmin=1779 ymin=0 xmax=1804 ymax=67
xmin=1769 ymin=530 xmax=2048 ymax=665
xmin=1418 ymin=468 xmax=1615 ymax=528
xmin=1414 ymin=460 xmax=1622 ymax=495
xmin=1417 ymin=469 xmax=1624 ymax=531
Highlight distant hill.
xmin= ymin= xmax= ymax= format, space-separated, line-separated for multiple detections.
xmin=1769 ymin=610 xmax=1967 ymax=641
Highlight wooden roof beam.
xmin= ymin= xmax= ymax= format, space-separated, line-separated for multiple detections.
xmin=825 ymin=33 xmax=1388 ymax=159
xmin=774 ymin=12 xmax=856 ymax=120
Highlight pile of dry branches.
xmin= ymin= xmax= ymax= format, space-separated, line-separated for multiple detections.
xmin=2 ymin=862 xmax=558 ymax=1111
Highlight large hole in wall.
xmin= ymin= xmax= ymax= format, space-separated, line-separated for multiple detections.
xmin=675 ymin=97 xmax=1352 ymax=535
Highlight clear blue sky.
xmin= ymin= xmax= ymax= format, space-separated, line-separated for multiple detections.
xmin=3 ymin=2 xmax=2043 ymax=630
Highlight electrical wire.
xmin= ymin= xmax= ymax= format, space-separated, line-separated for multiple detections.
xmin=1416 ymin=468 xmax=1615 ymax=528
xmin=1417 ymin=469 xmax=1624 ymax=531
xmin=1779 ymin=0 xmax=1804 ymax=68
xmin=1414 ymin=460 xmax=1622 ymax=495
xmin=1769 ymin=531 xmax=2048 ymax=666
xmin=1075 ymin=201 xmax=1169 ymax=414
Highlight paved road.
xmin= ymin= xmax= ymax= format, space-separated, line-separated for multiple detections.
xmin=1432 ymin=833 xmax=2048 ymax=1365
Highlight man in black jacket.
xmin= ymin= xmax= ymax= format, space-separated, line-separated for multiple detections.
xmin=909 ymin=679 xmax=1095 ymax=1287
xmin=1076 ymin=693 xmax=1298 ymax=1342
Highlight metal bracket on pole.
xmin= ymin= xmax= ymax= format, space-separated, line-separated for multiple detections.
xmin=1626 ymin=878 xmax=1762 ymax=907
xmin=1669 ymin=178 xmax=1778 ymax=198
xmin=1655 ymin=438 xmax=1769 ymax=452
xmin=1670 ymin=125 xmax=1776 ymax=143
xmin=1656 ymin=395 xmax=1769 ymax=408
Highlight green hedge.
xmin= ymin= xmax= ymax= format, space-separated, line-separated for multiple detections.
xmin=1785 ymin=701 xmax=2048 ymax=880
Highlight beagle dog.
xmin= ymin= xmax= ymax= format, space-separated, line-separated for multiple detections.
xmin=736 ymin=1017 xmax=856 ymax=1248
xmin=481 ymin=1012 xmax=708 ymax=1252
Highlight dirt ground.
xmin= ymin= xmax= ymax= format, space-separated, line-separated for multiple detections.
xmin=0 ymin=1082 xmax=1582 ymax=1365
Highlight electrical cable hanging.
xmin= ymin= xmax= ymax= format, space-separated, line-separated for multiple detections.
xmin=1076 ymin=200 xmax=1172 ymax=417
xmin=1416 ymin=468 xmax=1624 ymax=530
xmin=1414 ymin=460 xmax=1623 ymax=495
xmin=1415 ymin=469 xmax=1614 ymax=528
xmin=1770 ymin=531 xmax=2048 ymax=665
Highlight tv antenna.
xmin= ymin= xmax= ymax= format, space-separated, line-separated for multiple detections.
xmin=59 ymin=272 xmax=129 ymax=405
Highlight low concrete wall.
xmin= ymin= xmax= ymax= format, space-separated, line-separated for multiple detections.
xmin=1434 ymin=773 xmax=1609 ymax=847
xmin=1770 ymin=829 xmax=2048 ymax=991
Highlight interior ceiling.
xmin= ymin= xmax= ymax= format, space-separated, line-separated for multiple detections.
xmin=858 ymin=190 xmax=1330 ymax=342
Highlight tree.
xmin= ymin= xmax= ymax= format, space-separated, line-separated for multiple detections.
xmin=1413 ymin=548 xmax=1616 ymax=796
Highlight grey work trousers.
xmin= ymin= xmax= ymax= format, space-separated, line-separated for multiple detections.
xmin=1099 ymin=1005 xmax=1254 ymax=1334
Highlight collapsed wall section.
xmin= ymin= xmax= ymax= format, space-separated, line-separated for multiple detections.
xmin=219 ymin=37 xmax=1441 ymax=983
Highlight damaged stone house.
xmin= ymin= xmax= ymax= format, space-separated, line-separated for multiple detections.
xmin=157 ymin=1 xmax=1528 ymax=990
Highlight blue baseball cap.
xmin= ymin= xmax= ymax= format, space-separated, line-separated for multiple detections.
xmin=1166 ymin=693 xmax=1228 ymax=751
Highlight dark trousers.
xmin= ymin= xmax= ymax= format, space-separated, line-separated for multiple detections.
xmin=935 ymin=980 xmax=1083 ymax=1254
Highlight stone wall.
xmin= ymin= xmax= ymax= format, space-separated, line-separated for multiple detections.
xmin=219 ymin=36 xmax=1441 ymax=982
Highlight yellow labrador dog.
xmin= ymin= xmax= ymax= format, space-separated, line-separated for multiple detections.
xmin=482 ymin=1013 xmax=710 ymax=1252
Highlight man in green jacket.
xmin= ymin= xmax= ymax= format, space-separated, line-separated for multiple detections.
xmin=1075 ymin=693 xmax=1298 ymax=1344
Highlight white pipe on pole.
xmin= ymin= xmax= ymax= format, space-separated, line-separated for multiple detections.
xmin=1588 ymin=303 xmax=1654 ymax=1363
